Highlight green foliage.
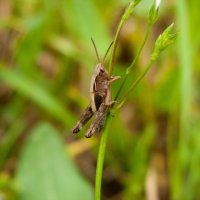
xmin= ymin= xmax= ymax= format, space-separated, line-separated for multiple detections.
xmin=95 ymin=2 xmax=176 ymax=198
xmin=63 ymin=0 xmax=110 ymax=55
xmin=151 ymin=23 xmax=177 ymax=61
xmin=16 ymin=123 xmax=93 ymax=200
xmin=0 ymin=66 xmax=75 ymax=127
xmin=0 ymin=0 xmax=199 ymax=200
xmin=148 ymin=0 xmax=159 ymax=25
xmin=0 ymin=174 xmax=18 ymax=200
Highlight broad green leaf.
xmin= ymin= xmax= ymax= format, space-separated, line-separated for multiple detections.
xmin=0 ymin=66 xmax=75 ymax=127
xmin=16 ymin=123 xmax=93 ymax=200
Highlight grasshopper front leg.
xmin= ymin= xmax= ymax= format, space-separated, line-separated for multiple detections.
xmin=109 ymin=75 xmax=120 ymax=84
xmin=104 ymin=75 xmax=120 ymax=106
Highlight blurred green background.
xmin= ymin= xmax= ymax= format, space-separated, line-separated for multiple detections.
xmin=0 ymin=0 xmax=199 ymax=200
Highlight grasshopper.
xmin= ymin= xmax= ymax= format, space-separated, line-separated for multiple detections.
xmin=72 ymin=39 xmax=120 ymax=138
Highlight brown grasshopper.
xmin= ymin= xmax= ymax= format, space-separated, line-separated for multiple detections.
xmin=72 ymin=39 xmax=120 ymax=138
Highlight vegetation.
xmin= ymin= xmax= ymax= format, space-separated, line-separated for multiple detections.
xmin=0 ymin=0 xmax=199 ymax=200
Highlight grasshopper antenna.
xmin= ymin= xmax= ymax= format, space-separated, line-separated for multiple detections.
xmin=103 ymin=41 xmax=113 ymax=63
xmin=91 ymin=38 xmax=101 ymax=63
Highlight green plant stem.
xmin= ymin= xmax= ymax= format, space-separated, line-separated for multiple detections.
xmin=95 ymin=117 xmax=111 ymax=200
xmin=173 ymin=0 xmax=192 ymax=199
xmin=114 ymin=24 xmax=152 ymax=101
xmin=127 ymin=24 xmax=152 ymax=74
xmin=119 ymin=58 xmax=155 ymax=107
xmin=176 ymin=0 xmax=192 ymax=140
xmin=108 ymin=0 xmax=140 ymax=76
xmin=108 ymin=19 xmax=123 ymax=76
xmin=95 ymin=1 xmax=141 ymax=199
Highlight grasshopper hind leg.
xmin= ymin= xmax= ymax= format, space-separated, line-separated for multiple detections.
xmin=72 ymin=104 xmax=94 ymax=134
xmin=85 ymin=103 xmax=108 ymax=138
